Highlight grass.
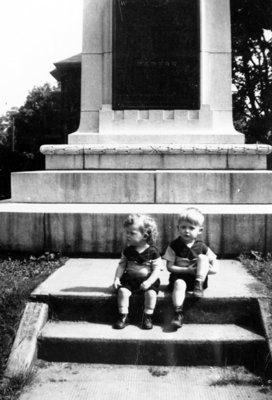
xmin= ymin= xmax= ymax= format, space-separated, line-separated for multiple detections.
xmin=210 ymin=366 xmax=263 ymax=386
xmin=239 ymin=251 xmax=272 ymax=293
xmin=210 ymin=366 xmax=272 ymax=394
xmin=0 ymin=372 xmax=35 ymax=400
xmin=0 ymin=252 xmax=67 ymax=399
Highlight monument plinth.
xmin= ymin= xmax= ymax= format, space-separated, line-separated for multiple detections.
xmin=1 ymin=0 xmax=272 ymax=257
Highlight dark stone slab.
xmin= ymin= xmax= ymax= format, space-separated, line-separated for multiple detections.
xmin=113 ymin=0 xmax=200 ymax=110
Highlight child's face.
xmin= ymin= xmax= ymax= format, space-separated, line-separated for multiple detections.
xmin=125 ymin=224 xmax=146 ymax=247
xmin=177 ymin=220 xmax=203 ymax=244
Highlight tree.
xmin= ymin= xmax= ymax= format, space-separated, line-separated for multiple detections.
xmin=0 ymin=115 xmax=11 ymax=147
xmin=0 ymin=84 xmax=62 ymax=199
xmin=14 ymin=83 xmax=63 ymax=154
xmin=231 ymin=0 xmax=272 ymax=143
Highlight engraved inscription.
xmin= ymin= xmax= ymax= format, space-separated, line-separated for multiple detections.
xmin=113 ymin=0 xmax=200 ymax=110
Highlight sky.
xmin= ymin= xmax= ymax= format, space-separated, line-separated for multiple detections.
xmin=0 ymin=0 xmax=83 ymax=115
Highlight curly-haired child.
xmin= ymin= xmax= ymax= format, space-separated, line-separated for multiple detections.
xmin=113 ymin=214 xmax=163 ymax=330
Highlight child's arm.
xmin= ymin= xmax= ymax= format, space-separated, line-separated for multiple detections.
xmin=166 ymin=260 xmax=196 ymax=275
xmin=140 ymin=257 xmax=162 ymax=290
xmin=113 ymin=253 xmax=127 ymax=290
xmin=163 ymin=245 xmax=195 ymax=275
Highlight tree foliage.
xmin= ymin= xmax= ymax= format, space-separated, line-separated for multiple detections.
xmin=0 ymin=84 xmax=62 ymax=198
xmin=14 ymin=83 xmax=63 ymax=153
xmin=231 ymin=0 xmax=272 ymax=143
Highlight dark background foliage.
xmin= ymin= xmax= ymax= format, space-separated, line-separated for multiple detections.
xmin=0 ymin=84 xmax=62 ymax=198
xmin=231 ymin=0 xmax=272 ymax=143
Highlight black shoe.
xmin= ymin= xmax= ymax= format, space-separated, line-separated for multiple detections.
xmin=142 ymin=314 xmax=153 ymax=330
xmin=113 ymin=314 xmax=129 ymax=329
xmin=171 ymin=312 xmax=184 ymax=329
xmin=193 ymin=280 xmax=204 ymax=298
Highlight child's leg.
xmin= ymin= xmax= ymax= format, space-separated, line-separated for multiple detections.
xmin=171 ymin=279 xmax=186 ymax=328
xmin=194 ymin=254 xmax=209 ymax=297
xmin=117 ymin=287 xmax=132 ymax=314
xmin=142 ymin=289 xmax=157 ymax=329
xmin=114 ymin=287 xmax=132 ymax=329
xmin=172 ymin=279 xmax=186 ymax=310
xmin=144 ymin=289 xmax=157 ymax=315
xmin=195 ymin=254 xmax=209 ymax=281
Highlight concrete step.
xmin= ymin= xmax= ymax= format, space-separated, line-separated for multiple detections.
xmin=39 ymin=295 xmax=262 ymax=328
xmin=31 ymin=259 xmax=265 ymax=331
xmin=18 ymin=362 xmax=272 ymax=400
xmin=10 ymin=170 xmax=272 ymax=204
xmin=1 ymin=203 xmax=272 ymax=255
xmin=38 ymin=321 xmax=266 ymax=369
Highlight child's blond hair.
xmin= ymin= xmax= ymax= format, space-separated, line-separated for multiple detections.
xmin=123 ymin=214 xmax=158 ymax=245
xmin=177 ymin=207 xmax=204 ymax=227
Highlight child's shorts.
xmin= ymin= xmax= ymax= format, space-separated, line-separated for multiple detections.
xmin=120 ymin=273 xmax=160 ymax=294
xmin=168 ymin=273 xmax=208 ymax=292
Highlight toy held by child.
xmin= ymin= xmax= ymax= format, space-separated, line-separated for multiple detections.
xmin=163 ymin=207 xmax=218 ymax=329
xmin=113 ymin=214 xmax=163 ymax=330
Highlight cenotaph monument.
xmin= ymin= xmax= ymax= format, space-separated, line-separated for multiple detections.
xmin=69 ymin=0 xmax=243 ymax=145
xmin=1 ymin=0 xmax=272 ymax=256
xmin=40 ymin=0 xmax=271 ymax=171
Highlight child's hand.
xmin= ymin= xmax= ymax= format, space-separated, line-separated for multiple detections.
xmin=140 ymin=280 xmax=151 ymax=291
xmin=113 ymin=278 xmax=121 ymax=291
xmin=187 ymin=265 xmax=196 ymax=275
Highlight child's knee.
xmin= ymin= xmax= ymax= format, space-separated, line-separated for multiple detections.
xmin=173 ymin=279 xmax=186 ymax=292
xmin=145 ymin=289 xmax=157 ymax=300
xmin=197 ymin=254 xmax=209 ymax=266
xmin=118 ymin=287 xmax=131 ymax=298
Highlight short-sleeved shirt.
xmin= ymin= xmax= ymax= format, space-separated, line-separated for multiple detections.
xmin=163 ymin=237 xmax=216 ymax=268
xmin=163 ymin=237 xmax=217 ymax=291
xmin=119 ymin=245 xmax=162 ymax=279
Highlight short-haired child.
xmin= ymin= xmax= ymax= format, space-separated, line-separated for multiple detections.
xmin=163 ymin=207 xmax=218 ymax=329
xmin=113 ymin=214 xmax=162 ymax=330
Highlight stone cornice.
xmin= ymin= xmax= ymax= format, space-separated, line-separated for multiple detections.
xmin=40 ymin=144 xmax=272 ymax=156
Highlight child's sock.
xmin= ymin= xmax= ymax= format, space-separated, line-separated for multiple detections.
xmin=119 ymin=307 xmax=129 ymax=314
xmin=144 ymin=308 xmax=154 ymax=315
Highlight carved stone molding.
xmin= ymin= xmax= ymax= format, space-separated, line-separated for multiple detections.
xmin=40 ymin=144 xmax=272 ymax=156
xmin=40 ymin=145 xmax=84 ymax=155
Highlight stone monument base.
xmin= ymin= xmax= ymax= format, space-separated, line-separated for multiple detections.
xmin=69 ymin=106 xmax=245 ymax=145
xmin=40 ymin=144 xmax=271 ymax=170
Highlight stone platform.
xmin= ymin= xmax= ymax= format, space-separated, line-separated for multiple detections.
xmin=1 ymin=203 xmax=272 ymax=255
xmin=31 ymin=259 xmax=266 ymax=300
xmin=1 ymin=142 xmax=271 ymax=256
xmin=10 ymin=170 xmax=272 ymax=204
